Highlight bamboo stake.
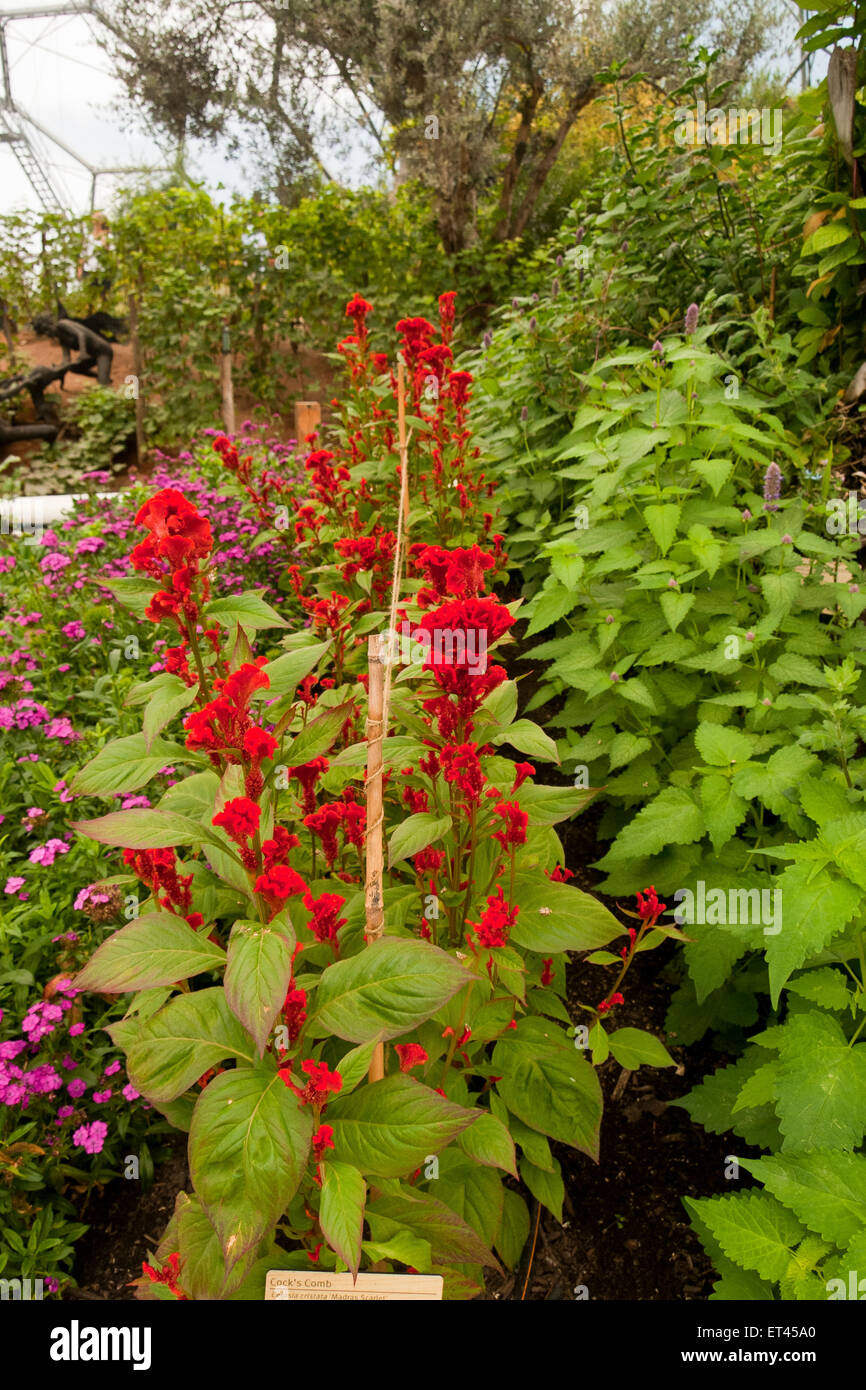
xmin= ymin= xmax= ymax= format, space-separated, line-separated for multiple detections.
xmin=219 ymin=320 xmax=236 ymax=435
xmin=397 ymin=360 xmax=409 ymax=535
xmin=364 ymin=633 xmax=386 ymax=1083
xmin=128 ymin=286 xmax=146 ymax=469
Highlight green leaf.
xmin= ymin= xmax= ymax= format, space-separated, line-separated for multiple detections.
xmin=320 ymin=1161 xmax=366 ymax=1275
xmin=388 ymin=812 xmax=452 ymax=868
xmin=175 ymin=1192 xmax=260 ymax=1299
xmin=759 ymin=571 xmax=801 ymax=619
xmin=773 ymin=1014 xmax=866 ymax=1152
xmin=607 ymin=1027 xmax=676 ymax=1070
xmin=496 ymin=1189 xmax=531 ymax=1270
xmin=765 ymin=865 xmax=860 ymax=1003
xmin=519 ymin=1153 xmax=564 ymax=1222
xmin=189 ymin=1066 xmax=312 ymax=1272
xmin=516 ymin=782 xmax=598 ymax=825
xmin=330 ymin=1075 xmax=479 ymax=1177
xmin=455 ymin=1110 xmax=518 ymax=1177
xmin=700 ymin=774 xmax=749 ymax=851
xmin=259 ymin=641 xmax=331 ymax=698
xmin=509 ymin=872 xmax=623 ymax=953
xmin=785 ymin=968 xmax=851 ymax=1011
xmin=659 ymin=590 xmax=695 ymax=632
xmin=492 ymin=719 xmax=559 ymax=763
xmin=597 ymin=787 xmax=704 ymax=866
xmin=95 ymin=574 xmax=158 ymax=619
xmin=367 ymin=1188 xmax=498 ymax=1267
xmin=70 ymin=807 xmax=210 ymax=850
xmin=312 ymin=938 xmax=469 ymax=1042
xmin=333 ymin=1038 xmax=384 ymax=1095
xmin=225 ymin=913 xmax=296 ymax=1057
xmin=206 ymin=590 xmax=289 ymax=630
xmin=141 ymin=677 xmax=200 ymax=750
xmin=683 ymin=1192 xmax=806 ymax=1283
xmin=126 ymin=987 xmax=256 ymax=1102
xmin=436 ymin=1159 xmax=504 ymax=1249
xmin=75 ymin=913 xmax=225 ymax=993
xmin=740 ymin=1151 xmax=866 ymax=1247
xmin=282 ymin=702 xmax=355 ymax=766
xmin=71 ymin=734 xmax=191 ymax=796
xmin=493 ymin=1018 xmax=602 ymax=1160
xmin=644 ymin=503 xmax=681 ymax=556
xmin=694 ymin=723 xmax=754 ymax=767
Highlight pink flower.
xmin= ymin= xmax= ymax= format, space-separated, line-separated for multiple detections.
xmin=72 ymin=1120 xmax=108 ymax=1154
xmin=103 ymin=1060 xmax=121 ymax=1077
xmin=4 ymin=876 xmax=25 ymax=895
xmin=122 ymin=1083 xmax=140 ymax=1102
xmin=68 ymin=1022 xmax=85 ymax=1038
xmin=28 ymin=838 xmax=70 ymax=866
xmin=92 ymin=1088 xmax=112 ymax=1103
xmin=67 ymin=1078 xmax=86 ymax=1098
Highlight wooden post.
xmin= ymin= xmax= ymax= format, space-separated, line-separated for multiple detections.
xmin=295 ymin=400 xmax=321 ymax=441
xmin=219 ymin=320 xmax=236 ymax=435
xmin=128 ymin=287 xmax=146 ymax=469
xmin=364 ymin=633 xmax=385 ymax=1083
xmin=397 ymin=361 xmax=409 ymax=531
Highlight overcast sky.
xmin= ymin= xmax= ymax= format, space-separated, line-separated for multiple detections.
xmin=1 ymin=1 xmax=821 ymax=217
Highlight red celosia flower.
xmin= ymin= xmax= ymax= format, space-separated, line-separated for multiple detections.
xmin=395 ymin=1044 xmax=428 ymax=1074
xmin=221 ymin=659 xmax=269 ymax=709
xmin=438 ymin=291 xmax=457 ymax=344
xmin=511 ymin=762 xmax=535 ymax=793
xmin=263 ymin=826 xmax=301 ymax=870
xmin=312 ymin=1123 xmax=335 ymax=1162
xmin=243 ymin=726 xmax=278 ymax=764
xmin=123 ymin=847 xmax=193 ymax=914
xmin=140 ymin=1251 xmax=188 ymax=1300
xmin=291 ymin=757 xmax=329 ymax=815
xmin=637 ymin=885 xmax=667 ymax=920
xmin=282 ymin=987 xmax=308 ymax=1044
xmin=549 ymin=865 xmax=574 ymax=883
xmin=135 ymin=489 xmax=213 ymax=567
xmin=540 ymin=958 xmax=554 ymax=987
xmin=468 ymin=887 xmax=518 ymax=949
xmin=598 ymin=992 xmax=624 ymax=1013
xmin=212 ymin=796 xmax=261 ymax=845
xmin=255 ymin=865 xmax=308 ymax=917
xmin=492 ymin=800 xmax=528 ymax=849
xmin=280 ymin=1060 xmax=343 ymax=1107
xmin=304 ymin=890 xmax=347 ymax=948
xmin=440 ymin=742 xmax=486 ymax=803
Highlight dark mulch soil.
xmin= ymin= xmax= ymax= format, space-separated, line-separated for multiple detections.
xmin=64 ymin=1137 xmax=189 ymax=1301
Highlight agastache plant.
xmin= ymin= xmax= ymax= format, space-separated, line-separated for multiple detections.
xmin=67 ymin=296 xmax=673 ymax=1300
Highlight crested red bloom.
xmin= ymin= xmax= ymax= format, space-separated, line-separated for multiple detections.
xmin=440 ymin=742 xmax=486 ymax=803
xmin=282 ymin=986 xmax=308 ymax=1044
xmin=395 ymin=1044 xmax=428 ymax=1074
xmin=402 ymin=784 xmax=429 ymax=813
xmin=304 ymin=890 xmax=347 ymax=948
xmin=135 ymin=489 xmax=212 ymax=566
xmin=243 ymin=726 xmax=278 ymax=764
xmin=312 ymin=1123 xmax=335 ymax=1161
xmin=255 ymin=865 xmax=308 ymax=917
xmin=637 ymin=885 xmax=667 ymax=920
xmin=492 ymin=800 xmax=528 ymax=849
xmin=212 ymin=796 xmax=261 ymax=844
xmin=549 ymin=864 xmax=574 ymax=882
xmin=123 ymin=846 xmax=193 ymax=914
xmin=262 ymin=826 xmax=301 ymax=870
xmin=511 ymin=762 xmax=535 ymax=793
xmin=289 ymin=757 xmax=329 ymax=815
xmin=140 ymin=1251 xmax=188 ymax=1300
xmin=299 ymin=1059 xmax=343 ymax=1105
xmin=598 ymin=992 xmax=624 ymax=1013
xmin=304 ymin=804 xmax=343 ymax=866
xmin=541 ymin=958 xmax=554 ymax=987
xmin=438 ymin=291 xmax=457 ymax=344
xmin=220 ymin=659 xmax=269 ymax=709
xmin=468 ymin=887 xmax=518 ymax=949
